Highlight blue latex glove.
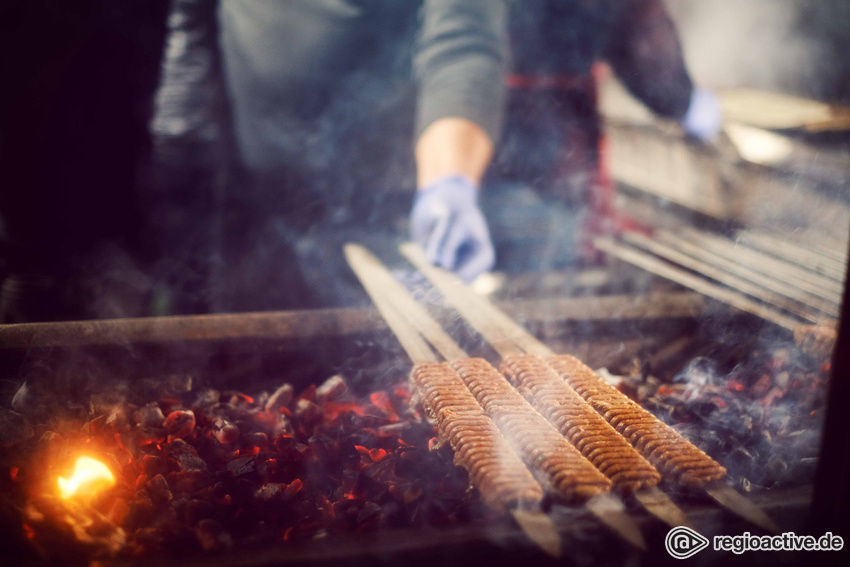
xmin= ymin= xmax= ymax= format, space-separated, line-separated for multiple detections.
xmin=682 ymin=88 xmax=722 ymax=141
xmin=410 ymin=176 xmax=495 ymax=282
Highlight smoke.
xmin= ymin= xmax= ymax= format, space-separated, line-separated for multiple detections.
xmin=640 ymin=335 xmax=828 ymax=492
xmin=663 ymin=0 xmax=833 ymax=98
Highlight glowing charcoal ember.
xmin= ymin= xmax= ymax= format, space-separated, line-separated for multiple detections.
xmin=265 ymin=383 xmax=294 ymax=412
xmin=146 ymin=474 xmax=173 ymax=504
xmin=316 ymin=375 xmax=347 ymax=403
xmin=369 ymin=392 xmax=399 ymax=421
xmin=620 ymin=343 xmax=829 ymax=491
xmin=225 ymin=456 xmax=255 ymax=476
xmin=195 ymin=519 xmax=233 ymax=552
xmin=285 ymin=479 xmax=303 ymax=497
xmin=163 ymin=410 xmax=195 ymax=439
xmin=211 ymin=416 xmax=240 ymax=444
xmin=140 ymin=455 xmax=168 ymax=477
xmin=294 ymin=400 xmax=322 ymax=428
xmin=57 ymin=456 xmax=116 ymax=499
xmin=14 ymin=376 xmax=488 ymax=562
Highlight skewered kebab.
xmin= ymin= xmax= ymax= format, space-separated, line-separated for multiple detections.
xmin=400 ymin=241 xmax=779 ymax=533
xmin=412 ymin=361 xmax=545 ymax=510
xmin=500 ymin=354 xmax=662 ymax=494
xmin=343 ymin=245 xmax=554 ymax=555
xmin=344 ymin=243 xmax=646 ymax=552
xmin=448 ymin=357 xmax=613 ymax=503
xmin=545 ymin=354 xmax=726 ymax=488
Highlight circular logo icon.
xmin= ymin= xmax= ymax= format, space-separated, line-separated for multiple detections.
xmin=665 ymin=526 xmax=710 ymax=559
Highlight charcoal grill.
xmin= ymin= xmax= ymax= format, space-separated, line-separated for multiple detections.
xmin=0 ymin=258 xmax=840 ymax=566
xmin=2 ymin=77 xmax=849 ymax=567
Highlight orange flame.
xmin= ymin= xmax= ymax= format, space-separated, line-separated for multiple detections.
xmin=57 ymin=456 xmax=115 ymax=500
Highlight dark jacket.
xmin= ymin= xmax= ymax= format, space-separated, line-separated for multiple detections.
xmin=509 ymin=0 xmax=693 ymax=119
xmin=492 ymin=0 xmax=694 ymax=200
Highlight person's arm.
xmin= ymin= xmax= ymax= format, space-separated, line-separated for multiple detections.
xmin=415 ymin=117 xmax=493 ymax=187
xmin=409 ymin=0 xmax=507 ymax=281
xmin=413 ymin=0 xmax=507 ymax=163
xmin=606 ymin=0 xmax=693 ymax=120
xmin=606 ymin=0 xmax=720 ymax=140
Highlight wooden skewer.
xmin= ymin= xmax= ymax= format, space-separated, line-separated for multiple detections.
xmin=344 ymin=244 xmax=467 ymax=362
xmin=344 ymin=244 xmax=647 ymax=552
xmin=596 ymin=236 xmax=837 ymax=356
xmin=704 ymin=482 xmax=779 ymax=533
xmin=398 ymin=243 xmax=689 ymax=531
xmin=343 ymin=244 xmax=560 ymax=556
xmin=400 ymin=242 xmax=778 ymax=533
xmin=345 ymin=246 xmax=438 ymax=364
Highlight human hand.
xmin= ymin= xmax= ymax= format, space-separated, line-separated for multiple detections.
xmin=682 ymin=88 xmax=723 ymax=141
xmin=410 ymin=176 xmax=495 ymax=282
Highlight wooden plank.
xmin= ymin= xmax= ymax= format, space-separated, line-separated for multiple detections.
xmin=0 ymin=308 xmax=385 ymax=350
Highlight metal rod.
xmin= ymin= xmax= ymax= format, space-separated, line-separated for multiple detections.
xmin=677 ymin=227 xmax=844 ymax=302
xmin=594 ymin=237 xmax=803 ymax=332
xmin=399 ymin=243 xmax=551 ymax=357
xmin=343 ymin=245 xmax=439 ymax=363
xmin=653 ymin=229 xmax=840 ymax=318
xmin=736 ymin=230 xmax=847 ymax=281
xmin=623 ymin=231 xmax=825 ymax=323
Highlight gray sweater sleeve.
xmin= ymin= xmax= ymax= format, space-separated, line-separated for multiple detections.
xmin=413 ymin=0 xmax=509 ymax=143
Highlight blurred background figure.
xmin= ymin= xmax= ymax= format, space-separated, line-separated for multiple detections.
xmin=145 ymin=0 xmax=722 ymax=312
xmin=2 ymin=0 xmax=849 ymax=323
xmin=481 ymin=0 xmax=721 ymax=276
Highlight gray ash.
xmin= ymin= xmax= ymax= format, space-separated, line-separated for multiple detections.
xmin=617 ymin=343 xmax=828 ymax=493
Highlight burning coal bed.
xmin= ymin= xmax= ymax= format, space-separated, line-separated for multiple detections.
xmin=1 ymin=374 xmax=495 ymax=564
xmin=615 ymin=341 xmax=829 ymax=494
xmin=0 ymin=337 xmax=828 ymax=563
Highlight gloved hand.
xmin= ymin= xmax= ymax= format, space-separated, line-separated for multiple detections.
xmin=410 ymin=176 xmax=495 ymax=283
xmin=681 ymin=88 xmax=723 ymax=141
